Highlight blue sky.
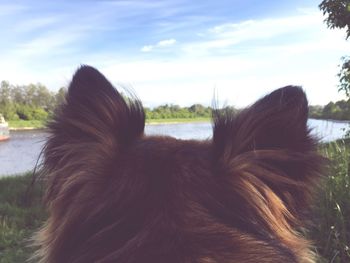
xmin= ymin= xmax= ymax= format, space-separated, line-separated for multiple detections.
xmin=0 ymin=0 xmax=348 ymax=107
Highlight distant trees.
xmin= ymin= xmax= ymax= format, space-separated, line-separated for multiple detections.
xmin=55 ymin=87 xmax=67 ymax=107
xmin=145 ymin=104 xmax=212 ymax=119
xmin=0 ymin=81 xmax=66 ymax=121
xmin=0 ymin=80 xmax=215 ymax=122
xmin=309 ymin=99 xmax=350 ymax=120
xmin=2 ymin=79 xmax=347 ymax=122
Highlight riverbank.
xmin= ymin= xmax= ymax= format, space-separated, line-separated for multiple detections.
xmin=309 ymin=117 xmax=350 ymax=123
xmin=8 ymin=118 xmax=211 ymax=130
xmin=0 ymin=139 xmax=349 ymax=262
xmin=8 ymin=117 xmax=350 ymax=131
xmin=8 ymin=120 xmax=46 ymax=130
xmin=146 ymin=117 xmax=210 ymax=124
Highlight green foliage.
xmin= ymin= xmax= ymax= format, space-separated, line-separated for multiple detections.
xmin=31 ymin=108 xmax=48 ymax=120
xmin=338 ymin=56 xmax=350 ymax=98
xmin=309 ymin=99 xmax=350 ymax=120
xmin=146 ymin=104 xmax=213 ymax=120
xmin=0 ymin=104 xmax=18 ymax=121
xmin=319 ymin=0 xmax=350 ymax=39
xmin=13 ymin=105 xmax=48 ymax=121
xmin=0 ymin=82 xmax=62 ymax=122
xmin=0 ymin=81 xmax=11 ymax=105
xmin=310 ymin=140 xmax=350 ymax=262
xmin=15 ymin=105 xmax=32 ymax=120
xmin=55 ymin=87 xmax=67 ymax=108
xmin=0 ymin=80 xmax=215 ymax=123
xmin=309 ymin=105 xmax=324 ymax=119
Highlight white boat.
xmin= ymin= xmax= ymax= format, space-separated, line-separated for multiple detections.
xmin=0 ymin=114 xmax=10 ymax=141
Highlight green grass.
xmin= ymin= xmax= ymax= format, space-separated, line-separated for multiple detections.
xmin=0 ymin=173 xmax=46 ymax=263
xmin=310 ymin=139 xmax=350 ymax=263
xmin=8 ymin=120 xmax=46 ymax=130
xmin=0 ymin=140 xmax=349 ymax=262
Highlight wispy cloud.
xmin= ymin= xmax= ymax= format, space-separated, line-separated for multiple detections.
xmin=182 ymin=12 xmax=324 ymax=55
xmin=14 ymin=16 xmax=61 ymax=33
xmin=141 ymin=38 xmax=177 ymax=52
xmin=14 ymin=31 xmax=82 ymax=57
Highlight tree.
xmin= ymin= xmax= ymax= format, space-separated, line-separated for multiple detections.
xmin=35 ymin=83 xmax=55 ymax=111
xmin=320 ymin=0 xmax=350 ymax=97
xmin=55 ymin=87 xmax=67 ymax=107
xmin=338 ymin=56 xmax=350 ymax=97
xmin=319 ymin=0 xmax=350 ymax=39
xmin=11 ymin=85 xmax=25 ymax=105
xmin=0 ymin=81 xmax=11 ymax=105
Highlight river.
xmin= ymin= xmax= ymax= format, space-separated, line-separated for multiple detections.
xmin=0 ymin=119 xmax=348 ymax=176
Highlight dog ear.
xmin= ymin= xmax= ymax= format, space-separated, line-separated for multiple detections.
xmin=50 ymin=65 xmax=144 ymax=146
xmin=213 ymin=86 xmax=312 ymax=157
xmin=212 ymin=86 xmax=325 ymax=214
xmin=42 ymin=65 xmax=145 ymax=200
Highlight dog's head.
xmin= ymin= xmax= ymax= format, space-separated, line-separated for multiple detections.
xmin=35 ymin=66 xmax=324 ymax=263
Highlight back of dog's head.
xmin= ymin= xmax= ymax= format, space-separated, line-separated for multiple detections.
xmin=34 ymin=66 xmax=325 ymax=263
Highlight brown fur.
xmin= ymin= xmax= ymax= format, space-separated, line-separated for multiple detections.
xmin=33 ymin=66 xmax=325 ymax=263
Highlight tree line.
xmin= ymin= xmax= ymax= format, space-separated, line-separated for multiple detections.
xmin=1 ymin=80 xmax=349 ymax=122
xmin=309 ymin=100 xmax=350 ymax=121
xmin=0 ymin=81 xmax=215 ymax=121
xmin=144 ymin=104 xmax=212 ymax=119
xmin=0 ymin=81 xmax=65 ymax=121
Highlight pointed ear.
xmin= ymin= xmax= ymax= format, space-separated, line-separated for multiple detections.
xmin=212 ymin=86 xmax=325 ymax=215
xmin=213 ymin=86 xmax=313 ymax=159
xmin=50 ymin=65 xmax=145 ymax=146
xmin=43 ymin=66 xmax=145 ymax=199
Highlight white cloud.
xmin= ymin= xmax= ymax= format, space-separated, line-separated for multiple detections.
xmin=140 ymin=45 xmax=153 ymax=52
xmin=141 ymin=38 xmax=176 ymax=52
xmin=157 ymin=38 xmax=176 ymax=46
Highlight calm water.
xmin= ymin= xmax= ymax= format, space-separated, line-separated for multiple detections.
xmin=0 ymin=119 xmax=348 ymax=176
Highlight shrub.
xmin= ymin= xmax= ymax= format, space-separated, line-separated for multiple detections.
xmin=31 ymin=108 xmax=48 ymax=120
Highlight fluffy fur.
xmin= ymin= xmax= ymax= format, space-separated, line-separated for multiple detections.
xmin=34 ymin=66 xmax=325 ymax=263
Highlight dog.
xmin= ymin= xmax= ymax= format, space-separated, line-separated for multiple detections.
xmin=34 ymin=66 xmax=325 ymax=263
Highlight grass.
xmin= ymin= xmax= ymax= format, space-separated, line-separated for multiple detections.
xmin=0 ymin=173 xmax=46 ymax=263
xmin=310 ymin=139 xmax=350 ymax=263
xmin=8 ymin=120 xmax=46 ymax=130
xmin=0 ymin=140 xmax=349 ymax=262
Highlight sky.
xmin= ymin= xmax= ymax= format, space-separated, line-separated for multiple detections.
xmin=0 ymin=0 xmax=349 ymax=108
